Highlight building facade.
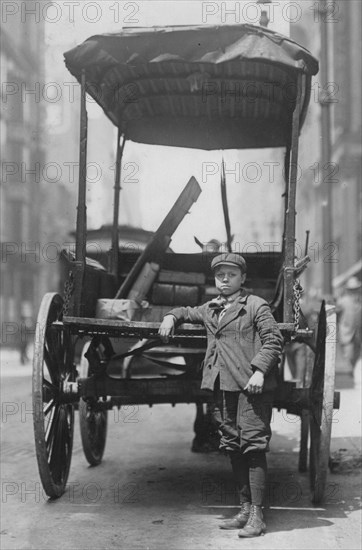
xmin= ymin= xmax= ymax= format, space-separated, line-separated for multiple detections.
xmin=1 ymin=6 xmax=47 ymax=346
xmin=291 ymin=0 xmax=361 ymax=299
xmin=329 ymin=0 xmax=362 ymax=288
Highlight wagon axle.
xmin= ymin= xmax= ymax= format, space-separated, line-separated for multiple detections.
xmin=61 ymin=375 xmax=340 ymax=417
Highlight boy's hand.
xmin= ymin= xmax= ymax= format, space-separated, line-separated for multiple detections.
xmin=244 ymin=370 xmax=264 ymax=394
xmin=158 ymin=315 xmax=175 ymax=343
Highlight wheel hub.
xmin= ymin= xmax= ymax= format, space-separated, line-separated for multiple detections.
xmin=62 ymin=380 xmax=79 ymax=402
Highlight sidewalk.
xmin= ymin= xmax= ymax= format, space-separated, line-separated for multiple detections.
xmin=271 ymin=357 xmax=361 ymax=473
xmin=0 ymin=347 xmax=33 ymax=377
xmin=329 ymin=358 xmax=362 ymax=469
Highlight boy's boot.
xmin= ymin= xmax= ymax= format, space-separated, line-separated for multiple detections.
xmin=237 ymin=505 xmax=266 ymax=537
xmin=219 ymin=501 xmax=251 ymax=530
xmin=220 ymin=451 xmax=251 ymax=529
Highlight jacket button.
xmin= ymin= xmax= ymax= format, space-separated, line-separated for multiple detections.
xmin=208 ymin=364 xmax=212 ymax=369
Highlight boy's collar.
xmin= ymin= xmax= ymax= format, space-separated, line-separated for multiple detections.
xmin=210 ymin=289 xmax=248 ymax=309
xmin=220 ymin=289 xmax=242 ymax=303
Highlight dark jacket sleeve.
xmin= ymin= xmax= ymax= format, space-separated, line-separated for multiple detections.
xmin=165 ymin=304 xmax=207 ymax=325
xmin=250 ymin=301 xmax=283 ymax=375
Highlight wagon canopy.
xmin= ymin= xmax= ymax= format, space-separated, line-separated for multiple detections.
xmin=64 ymin=24 xmax=319 ymax=150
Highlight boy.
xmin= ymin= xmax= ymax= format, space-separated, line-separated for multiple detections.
xmin=158 ymin=253 xmax=283 ymax=537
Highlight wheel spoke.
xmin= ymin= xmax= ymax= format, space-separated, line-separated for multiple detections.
xmin=45 ymin=405 xmax=60 ymax=454
xmin=44 ymin=402 xmax=56 ymax=445
xmin=60 ymin=409 xmax=72 ymax=469
xmin=44 ymin=344 xmax=59 ymax=384
xmin=47 ymin=326 xmax=67 ymax=375
xmin=52 ymin=333 xmax=64 ymax=373
xmin=43 ymin=399 xmax=56 ymax=416
xmin=49 ymin=407 xmax=72 ymax=484
xmin=48 ymin=409 xmax=64 ymax=480
xmin=43 ymin=378 xmax=57 ymax=403
xmin=43 ymin=377 xmax=56 ymax=392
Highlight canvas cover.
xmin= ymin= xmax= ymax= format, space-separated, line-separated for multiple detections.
xmin=64 ymin=24 xmax=319 ymax=150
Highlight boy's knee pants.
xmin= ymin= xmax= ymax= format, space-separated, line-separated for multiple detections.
xmin=212 ymin=382 xmax=274 ymax=454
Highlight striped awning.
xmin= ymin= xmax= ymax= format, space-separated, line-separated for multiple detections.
xmin=64 ymin=24 xmax=319 ymax=150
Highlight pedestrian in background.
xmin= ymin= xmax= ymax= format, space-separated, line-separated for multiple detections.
xmin=336 ymin=276 xmax=362 ymax=376
xmin=19 ymin=303 xmax=34 ymax=365
xmin=158 ymin=253 xmax=283 ymax=538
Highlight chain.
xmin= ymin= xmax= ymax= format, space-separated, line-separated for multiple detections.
xmin=62 ymin=271 xmax=74 ymax=316
xmin=293 ymin=278 xmax=303 ymax=331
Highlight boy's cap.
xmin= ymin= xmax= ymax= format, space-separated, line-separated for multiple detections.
xmin=211 ymin=253 xmax=247 ymax=273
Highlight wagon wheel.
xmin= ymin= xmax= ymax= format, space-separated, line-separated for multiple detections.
xmin=32 ymin=293 xmax=75 ymax=498
xmin=309 ymin=301 xmax=337 ymax=503
xmin=79 ymin=341 xmax=108 ymax=466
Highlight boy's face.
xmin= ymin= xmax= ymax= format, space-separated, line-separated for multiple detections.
xmin=214 ymin=265 xmax=246 ymax=296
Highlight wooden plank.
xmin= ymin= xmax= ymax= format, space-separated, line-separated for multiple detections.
xmin=115 ymin=176 xmax=202 ymax=299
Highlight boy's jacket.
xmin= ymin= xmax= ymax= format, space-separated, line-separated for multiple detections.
xmin=168 ymin=291 xmax=283 ymax=392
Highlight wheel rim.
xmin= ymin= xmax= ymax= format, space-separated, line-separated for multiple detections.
xmin=32 ymin=293 xmax=75 ymax=498
xmin=309 ymin=301 xmax=337 ymax=503
xmin=80 ymin=400 xmax=108 ymax=464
